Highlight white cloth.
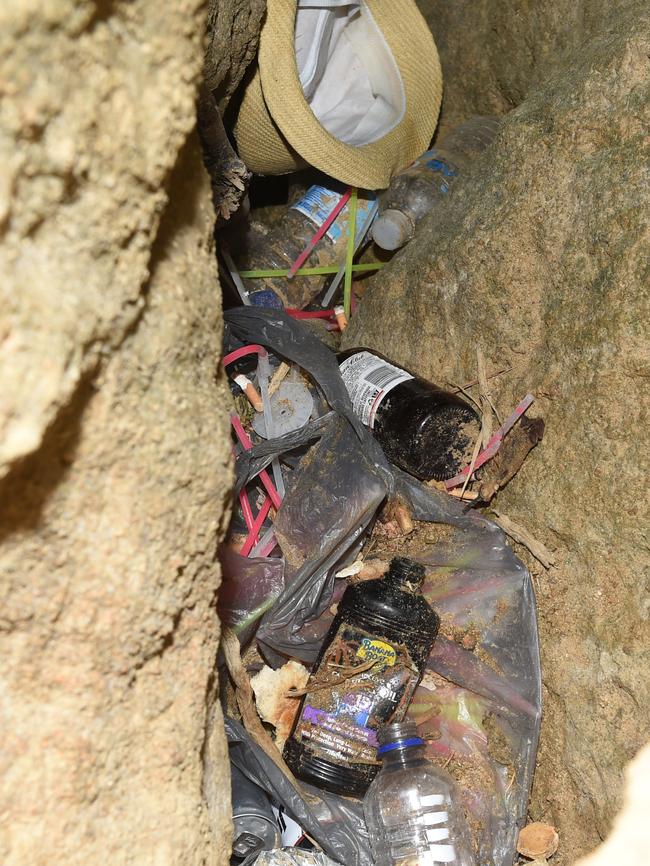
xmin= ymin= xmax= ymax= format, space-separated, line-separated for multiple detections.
xmin=295 ymin=0 xmax=406 ymax=146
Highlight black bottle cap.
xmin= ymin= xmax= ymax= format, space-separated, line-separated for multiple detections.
xmin=387 ymin=557 xmax=425 ymax=590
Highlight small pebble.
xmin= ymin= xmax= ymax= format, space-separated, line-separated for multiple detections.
xmin=517 ymin=822 xmax=559 ymax=860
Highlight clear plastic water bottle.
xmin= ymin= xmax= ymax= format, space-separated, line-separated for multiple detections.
xmin=371 ymin=117 xmax=500 ymax=251
xmin=364 ymin=721 xmax=476 ymax=866
xmin=237 ymin=183 xmax=376 ymax=310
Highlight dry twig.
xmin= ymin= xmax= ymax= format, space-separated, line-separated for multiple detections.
xmin=448 ymin=380 xmax=482 ymax=413
xmin=197 ymin=85 xmax=250 ymax=222
xmin=460 ymin=422 xmax=483 ymax=500
xmin=457 ymin=352 xmax=499 ymax=500
xmin=268 ymin=362 xmax=290 ymax=397
xmin=221 ymin=627 xmax=300 ymax=783
xmin=477 ymin=416 xmax=545 ymax=502
xmin=477 ymin=348 xmax=494 ymax=446
xmin=491 ymin=510 xmax=556 ymax=570
xmin=448 ymin=368 xmax=510 ymax=394
xmin=287 ymin=659 xmax=378 ymax=697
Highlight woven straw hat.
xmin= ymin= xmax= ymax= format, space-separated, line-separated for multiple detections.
xmin=234 ymin=0 xmax=442 ymax=189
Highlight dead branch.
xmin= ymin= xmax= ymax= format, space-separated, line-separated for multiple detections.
xmin=221 ymin=626 xmax=300 ymax=784
xmin=491 ymin=510 xmax=556 ymax=569
xmin=287 ymin=659 xmax=378 ymax=697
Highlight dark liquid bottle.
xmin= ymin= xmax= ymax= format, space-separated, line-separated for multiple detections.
xmin=338 ymin=348 xmax=480 ymax=481
xmin=283 ymin=558 xmax=440 ymax=797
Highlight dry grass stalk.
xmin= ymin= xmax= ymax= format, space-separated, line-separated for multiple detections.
xmin=456 ymin=351 xmax=499 ymax=500
xmin=460 ymin=423 xmax=483 ymax=501
xmin=449 ymin=367 xmax=510 ymax=394
xmin=491 ymin=510 xmax=556 ymax=569
xmin=477 ymin=348 xmax=494 ymax=447
xmin=221 ymin=626 xmax=300 ymax=784
xmin=287 ymin=658 xmax=378 ymax=697
xmin=448 ymin=380 xmax=482 ymax=413
xmin=268 ymin=361 xmax=290 ymax=397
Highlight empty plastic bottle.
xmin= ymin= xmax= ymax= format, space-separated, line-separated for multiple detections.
xmin=371 ymin=116 xmax=500 ymax=251
xmin=237 ymin=183 xmax=376 ymax=310
xmin=364 ymin=721 xmax=476 ymax=866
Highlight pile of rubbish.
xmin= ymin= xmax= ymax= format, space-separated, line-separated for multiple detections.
xmin=219 ymin=306 xmax=544 ymax=866
xmin=220 ymin=115 xmax=500 ymax=315
xmin=212 ymin=4 xmax=550 ymax=866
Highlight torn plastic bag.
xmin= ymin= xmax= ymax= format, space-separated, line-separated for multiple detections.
xmin=226 ymin=717 xmax=372 ymax=866
xmin=219 ymin=547 xmax=285 ymax=646
xmin=223 ymin=309 xmax=470 ymax=662
xmin=393 ymin=466 xmax=477 ymax=527
xmin=224 ymin=308 xmax=391 ymax=488
xmin=272 ymin=417 xmax=385 ymax=575
xmin=243 ymin=851 xmax=341 ymax=866
xmin=234 ymin=413 xmax=337 ymax=497
xmin=257 ymin=417 xmax=386 ymax=663
xmin=223 ymin=309 xmax=541 ymax=866
xmin=224 ymin=309 xmax=472 ymax=527
xmin=392 ymin=508 xmax=541 ymax=866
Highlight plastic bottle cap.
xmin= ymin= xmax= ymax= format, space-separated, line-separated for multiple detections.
xmin=377 ymin=737 xmax=424 ymax=755
xmin=377 ymin=720 xmax=424 ymax=754
xmin=388 ymin=556 xmax=426 ymax=589
xmin=371 ymin=209 xmax=414 ymax=251
xmin=249 ymin=289 xmax=284 ymax=310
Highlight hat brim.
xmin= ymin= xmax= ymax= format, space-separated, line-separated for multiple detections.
xmin=235 ymin=0 xmax=442 ymax=188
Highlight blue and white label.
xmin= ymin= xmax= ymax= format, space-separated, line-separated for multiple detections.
xmin=292 ymin=185 xmax=377 ymax=243
xmin=413 ymin=150 xmax=458 ymax=194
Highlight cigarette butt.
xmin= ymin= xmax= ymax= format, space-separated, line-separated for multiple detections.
xmin=334 ymin=304 xmax=348 ymax=331
xmin=233 ymin=374 xmax=263 ymax=412
xmin=448 ymin=487 xmax=479 ymax=500
xmin=393 ymin=502 xmax=414 ymax=534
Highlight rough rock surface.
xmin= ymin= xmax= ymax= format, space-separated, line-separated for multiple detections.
xmin=1 ymin=0 xmax=205 ymax=479
xmin=0 ymin=0 xmax=256 ymax=863
xmin=345 ymin=4 xmax=650 ymax=861
xmin=417 ymin=0 xmax=645 ymax=132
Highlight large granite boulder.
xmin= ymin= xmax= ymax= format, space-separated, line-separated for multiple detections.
xmin=344 ymin=3 xmax=650 ymax=860
xmin=0 ymin=0 xmax=257 ymax=862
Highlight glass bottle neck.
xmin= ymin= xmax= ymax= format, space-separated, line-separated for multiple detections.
xmin=380 ymin=743 xmax=428 ymax=770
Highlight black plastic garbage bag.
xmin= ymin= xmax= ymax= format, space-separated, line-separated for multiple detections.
xmin=223 ymin=308 xmax=541 ymax=866
xmin=226 ymin=718 xmax=372 ymax=866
